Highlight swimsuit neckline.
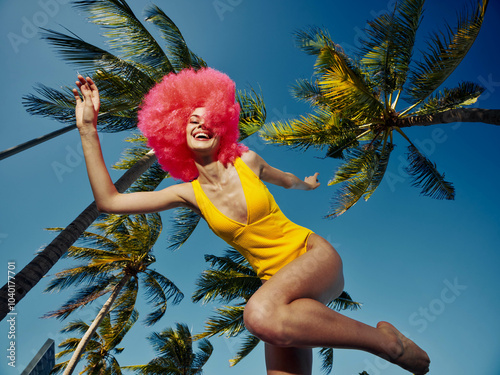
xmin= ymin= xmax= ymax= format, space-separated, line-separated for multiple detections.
xmin=193 ymin=158 xmax=249 ymax=226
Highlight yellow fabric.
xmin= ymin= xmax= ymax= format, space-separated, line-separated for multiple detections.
xmin=192 ymin=157 xmax=313 ymax=280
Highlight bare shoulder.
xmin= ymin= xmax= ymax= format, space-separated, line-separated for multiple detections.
xmin=240 ymin=150 xmax=264 ymax=177
xmin=158 ymin=181 xmax=200 ymax=213
xmin=240 ymin=150 xmax=295 ymax=188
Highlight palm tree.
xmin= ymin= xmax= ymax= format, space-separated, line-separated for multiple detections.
xmin=192 ymin=248 xmax=360 ymax=371
xmin=0 ymin=0 xmax=266 ymax=321
xmin=44 ymin=213 xmax=184 ymax=375
xmin=0 ymin=148 xmax=158 ymax=321
xmin=51 ymin=310 xmax=138 ymax=375
xmin=124 ymin=323 xmax=213 ymax=375
xmin=260 ymin=0 xmax=497 ymax=217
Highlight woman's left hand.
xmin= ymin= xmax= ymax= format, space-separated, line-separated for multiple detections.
xmin=304 ymin=173 xmax=320 ymax=190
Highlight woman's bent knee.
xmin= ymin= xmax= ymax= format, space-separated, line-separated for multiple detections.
xmin=244 ymin=299 xmax=291 ymax=347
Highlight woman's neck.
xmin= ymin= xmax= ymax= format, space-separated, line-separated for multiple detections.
xmin=194 ymin=155 xmax=228 ymax=186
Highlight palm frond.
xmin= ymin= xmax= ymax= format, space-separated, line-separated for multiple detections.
xmin=318 ymin=347 xmax=334 ymax=374
xmin=89 ymin=70 xmax=151 ymax=133
xmin=412 ymin=81 xmax=485 ymax=116
xmin=126 ymin=323 xmax=209 ymax=374
xmin=152 ymin=323 xmax=194 ymax=368
xmin=405 ymin=0 xmax=488 ymax=103
xmin=46 ymin=226 xmax=119 ymax=254
xmin=293 ymin=27 xmax=337 ymax=56
xmin=106 ymin=356 xmax=123 ymax=375
xmin=44 ymin=277 xmax=114 ymax=319
xmin=329 ymin=145 xmax=376 ymax=186
xmin=93 ymin=65 xmax=155 ymax=104
xmin=324 ymin=121 xmax=369 ymax=160
xmin=316 ymin=45 xmax=383 ymax=122
xmin=290 ymin=78 xmax=327 ymax=107
xmin=102 ymin=308 xmax=139 ymax=351
xmin=405 ymin=144 xmax=455 ymax=200
xmin=221 ymin=248 xmax=251 ymax=265
xmin=22 ymin=84 xmax=76 ymax=124
xmin=203 ymin=252 xmax=255 ymax=275
xmin=327 ymin=175 xmax=372 ymax=218
xmin=60 ymin=319 xmax=91 ymax=335
xmin=45 ymin=227 xmax=118 ymax=253
xmin=363 ymin=139 xmax=394 ymax=201
xmin=144 ymin=4 xmax=207 ymax=70
xmin=229 ymin=334 xmax=261 ymax=367
xmin=112 ymin=135 xmax=166 ymax=193
xmin=141 ymin=270 xmax=184 ymax=325
xmin=195 ymin=305 xmax=246 ymax=339
xmin=193 ymin=269 xmax=259 ymax=304
xmin=359 ymin=0 xmax=424 ymax=93
xmin=327 ymin=291 xmax=362 ymax=311
xmin=261 ymin=108 xmax=356 ymax=152
xmin=326 ymin=145 xmax=383 ymax=218
xmin=167 ymin=207 xmax=201 ymax=251
xmin=109 ymin=277 xmax=138 ymax=328
xmin=39 ymin=27 xmax=155 ymax=85
xmin=122 ymin=360 xmax=174 ymax=374
xmin=73 ymin=0 xmax=173 ymax=79
xmin=237 ymin=88 xmax=267 ymax=140
xmin=93 ymin=213 xmax=163 ymax=251
xmin=50 ymin=360 xmax=70 ymax=375
xmin=191 ymin=339 xmax=214 ymax=372
xmin=44 ymin=263 xmax=117 ymax=294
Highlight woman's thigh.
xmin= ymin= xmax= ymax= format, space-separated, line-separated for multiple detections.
xmin=254 ymin=234 xmax=344 ymax=306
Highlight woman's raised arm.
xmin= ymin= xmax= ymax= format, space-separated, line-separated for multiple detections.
xmin=73 ymin=75 xmax=190 ymax=215
xmin=241 ymin=150 xmax=320 ymax=191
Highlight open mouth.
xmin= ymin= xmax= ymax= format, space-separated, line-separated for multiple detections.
xmin=192 ymin=130 xmax=213 ymax=140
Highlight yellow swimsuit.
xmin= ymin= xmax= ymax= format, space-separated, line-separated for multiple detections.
xmin=191 ymin=157 xmax=313 ymax=280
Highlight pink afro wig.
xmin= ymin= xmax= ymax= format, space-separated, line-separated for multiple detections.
xmin=137 ymin=67 xmax=248 ymax=182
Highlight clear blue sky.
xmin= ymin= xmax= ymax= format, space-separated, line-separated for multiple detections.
xmin=1 ymin=0 xmax=499 ymax=374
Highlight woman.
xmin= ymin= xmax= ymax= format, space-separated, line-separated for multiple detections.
xmin=73 ymin=68 xmax=430 ymax=375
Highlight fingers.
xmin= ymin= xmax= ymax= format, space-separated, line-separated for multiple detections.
xmin=75 ymin=75 xmax=98 ymax=101
xmin=72 ymin=88 xmax=82 ymax=104
xmin=306 ymin=172 xmax=320 ymax=181
xmin=85 ymin=76 xmax=99 ymax=93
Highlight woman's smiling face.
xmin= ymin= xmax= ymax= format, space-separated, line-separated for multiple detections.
xmin=186 ymin=107 xmax=221 ymax=156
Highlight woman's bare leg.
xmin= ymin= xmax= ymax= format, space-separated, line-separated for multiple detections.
xmin=265 ymin=344 xmax=312 ymax=375
xmin=244 ymin=234 xmax=430 ymax=375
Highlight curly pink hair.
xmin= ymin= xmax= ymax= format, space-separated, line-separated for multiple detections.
xmin=137 ymin=67 xmax=248 ymax=181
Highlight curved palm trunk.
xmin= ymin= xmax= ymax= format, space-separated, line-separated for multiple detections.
xmin=63 ymin=274 xmax=131 ymax=375
xmin=0 ymin=150 xmax=157 ymax=321
xmin=0 ymin=124 xmax=77 ymax=161
xmin=397 ymin=108 xmax=500 ymax=128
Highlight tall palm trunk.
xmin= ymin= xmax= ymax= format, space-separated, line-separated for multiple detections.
xmin=397 ymin=108 xmax=500 ymax=127
xmin=0 ymin=150 xmax=157 ymax=321
xmin=63 ymin=274 xmax=132 ymax=375
xmin=0 ymin=124 xmax=76 ymax=160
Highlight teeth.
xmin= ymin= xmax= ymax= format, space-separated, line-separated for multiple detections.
xmin=194 ymin=132 xmax=210 ymax=139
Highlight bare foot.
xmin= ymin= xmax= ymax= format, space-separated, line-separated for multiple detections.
xmin=376 ymin=321 xmax=430 ymax=375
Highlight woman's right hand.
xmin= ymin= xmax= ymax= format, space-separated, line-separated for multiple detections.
xmin=73 ymin=75 xmax=100 ymax=135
